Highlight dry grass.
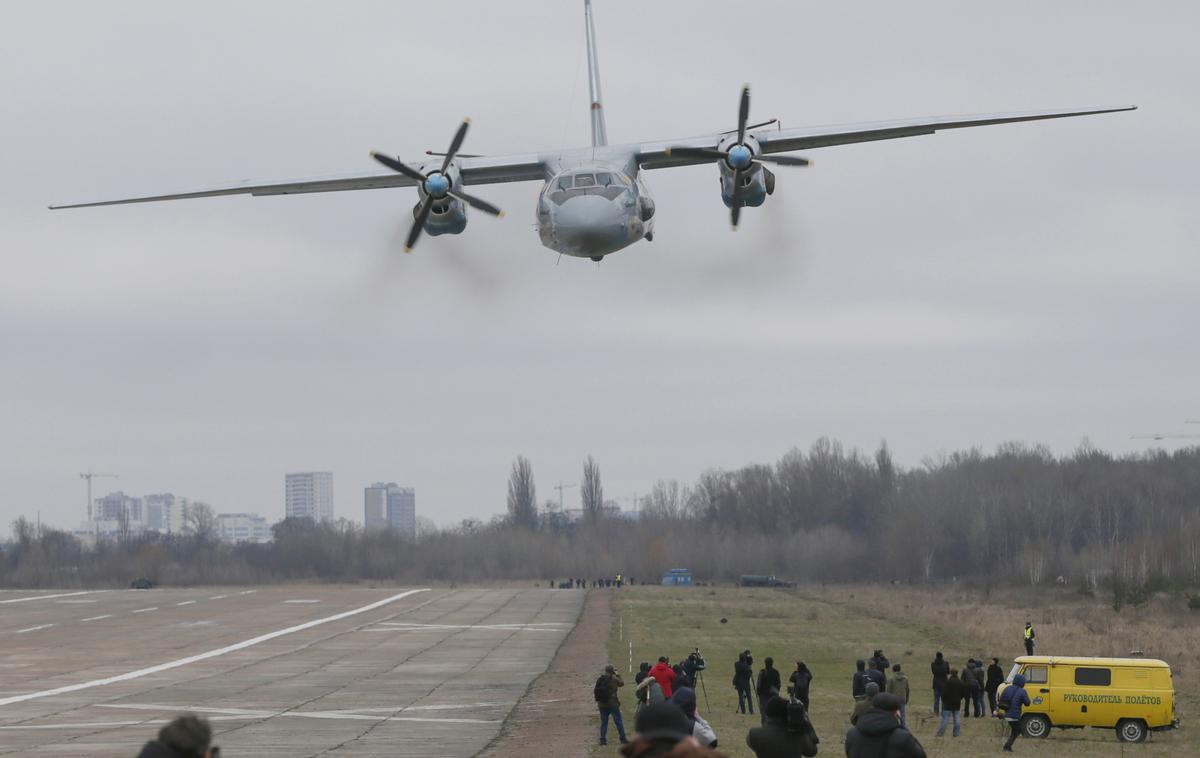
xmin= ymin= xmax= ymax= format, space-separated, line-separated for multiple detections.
xmin=604 ymin=583 xmax=1196 ymax=758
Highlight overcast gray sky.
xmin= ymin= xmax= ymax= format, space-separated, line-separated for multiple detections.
xmin=2 ymin=1 xmax=1197 ymax=531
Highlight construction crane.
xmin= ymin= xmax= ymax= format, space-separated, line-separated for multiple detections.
xmin=80 ymin=471 xmax=119 ymax=522
xmin=554 ymin=481 xmax=578 ymax=512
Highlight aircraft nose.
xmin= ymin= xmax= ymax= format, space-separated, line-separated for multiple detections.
xmin=553 ymin=194 xmax=627 ymax=252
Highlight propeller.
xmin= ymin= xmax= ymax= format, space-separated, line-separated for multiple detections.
xmin=370 ymin=119 xmax=503 ymax=252
xmin=665 ymin=86 xmax=809 ymax=228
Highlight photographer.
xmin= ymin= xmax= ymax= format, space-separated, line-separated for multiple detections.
xmin=788 ymin=661 xmax=813 ymax=712
xmin=733 ymin=651 xmax=755 ymax=715
xmin=683 ymin=649 xmax=706 ymax=685
xmin=746 ymin=694 xmax=818 ymax=758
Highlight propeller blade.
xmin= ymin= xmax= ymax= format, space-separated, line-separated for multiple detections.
xmin=441 ymin=119 xmax=470 ymax=173
xmin=370 ymin=152 xmax=427 ymax=183
xmin=755 ymin=154 xmax=810 ymax=167
xmin=449 ymin=188 xmax=504 ymax=217
xmin=405 ymin=196 xmax=435 ymax=252
xmin=664 ymin=146 xmax=726 ymax=162
xmin=722 ymin=118 xmax=777 ymax=135
xmin=737 ymin=85 xmax=751 ymax=145
xmin=730 ymin=167 xmax=743 ymax=229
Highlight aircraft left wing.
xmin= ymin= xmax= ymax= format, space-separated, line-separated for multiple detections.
xmin=48 ymin=153 xmax=546 ymax=209
xmin=637 ymin=105 xmax=1136 ymax=170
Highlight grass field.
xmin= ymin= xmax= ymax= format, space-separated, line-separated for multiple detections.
xmin=602 ymin=584 xmax=1195 ymax=757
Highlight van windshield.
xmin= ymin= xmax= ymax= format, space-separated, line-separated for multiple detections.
xmin=1007 ymin=663 xmax=1021 ymax=683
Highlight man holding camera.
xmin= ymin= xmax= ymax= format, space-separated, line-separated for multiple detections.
xmin=734 ymin=651 xmax=755 ymax=715
xmin=594 ymin=663 xmax=628 ymax=746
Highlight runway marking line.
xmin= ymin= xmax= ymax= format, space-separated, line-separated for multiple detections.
xmin=208 ymin=595 xmax=227 ymax=600
xmin=284 ymin=599 xmax=320 ymax=604
xmin=0 ymin=591 xmax=103 ymax=605
xmin=81 ymin=615 xmax=112 ymax=622
xmin=176 ymin=601 xmax=196 ymax=606
xmin=0 ymin=588 xmax=429 ymax=707
xmin=13 ymin=624 xmax=55 ymax=634
xmin=238 ymin=590 xmax=257 ymax=595
xmin=132 ymin=607 xmax=158 ymax=614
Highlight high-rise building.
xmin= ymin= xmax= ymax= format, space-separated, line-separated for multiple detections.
xmin=285 ymin=472 xmax=334 ymax=522
xmin=144 ymin=493 xmax=188 ymax=534
xmin=387 ymin=485 xmax=416 ymax=538
xmin=363 ymin=483 xmax=389 ymax=531
xmin=94 ymin=491 xmax=143 ymax=524
xmin=216 ymin=512 xmax=272 ymax=543
xmin=363 ymin=482 xmax=416 ymax=536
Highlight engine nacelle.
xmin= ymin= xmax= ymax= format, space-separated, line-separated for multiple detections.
xmin=714 ymin=133 xmax=768 ymax=209
xmin=413 ymin=162 xmax=468 ymax=236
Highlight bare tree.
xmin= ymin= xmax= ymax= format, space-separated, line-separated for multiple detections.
xmin=581 ymin=455 xmax=604 ymax=523
xmin=506 ymin=455 xmax=538 ymax=529
xmin=185 ymin=502 xmax=218 ymax=543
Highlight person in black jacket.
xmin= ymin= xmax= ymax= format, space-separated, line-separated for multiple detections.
xmin=788 ymin=661 xmax=813 ymax=711
xmin=845 ymin=693 xmax=926 ymax=758
xmin=935 ymin=669 xmax=966 ymax=737
xmin=852 ymin=659 xmax=868 ymax=700
xmin=734 ymin=651 xmax=755 ymax=715
xmin=755 ymin=657 xmax=782 ymax=726
xmin=746 ymin=695 xmax=818 ymax=758
xmin=986 ymin=657 xmax=1005 ymax=714
xmin=930 ymin=652 xmax=949 ymax=714
xmin=870 ymin=649 xmax=890 ymax=686
xmin=865 ymin=660 xmax=886 ymax=691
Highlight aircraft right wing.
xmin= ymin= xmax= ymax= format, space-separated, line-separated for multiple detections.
xmin=637 ymin=105 xmax=1136 ymax=170
xmin=49 ymin=153 xmax=547 ymax=210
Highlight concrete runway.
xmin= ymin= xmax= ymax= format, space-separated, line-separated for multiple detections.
xmin=0 ymin=586 xmax=583 ymax=757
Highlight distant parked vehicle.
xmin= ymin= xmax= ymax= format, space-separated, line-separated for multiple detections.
xmin=661 ymin=568 xmax=693 ymax=586
xmin=738 ymin=574 xmax=794 ymax=588
xmin=129 ymin=578 xmax=155 ymax=590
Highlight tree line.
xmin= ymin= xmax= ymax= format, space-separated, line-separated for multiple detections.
xmin=4 ymin=440 xmax=1200 ymax=593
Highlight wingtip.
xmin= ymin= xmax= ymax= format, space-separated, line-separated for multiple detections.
xmin=403 ymin=246 xmax=414 ymax=254
xmin=498 ymin=210 xmax=506 ymax=219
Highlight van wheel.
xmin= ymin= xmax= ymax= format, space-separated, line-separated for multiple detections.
xmin=1117 ymin=719 xmax=1148 ymax=743
xmin=1021 ymin=714 xmax=1051 ymax=739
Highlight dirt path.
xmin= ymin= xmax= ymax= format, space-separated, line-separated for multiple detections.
xmin=478 ymin=589 xmax=611 ymax=758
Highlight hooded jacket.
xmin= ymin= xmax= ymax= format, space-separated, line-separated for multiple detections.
xmin=1002 ymin=675 xmax=1031 ymax=720
xmin=789 ymin=667 xmax=813 ymax=705
xmin=650 ymin=661 xmax=676 ymax=699
xmin=844 ymin=709 xmax=927 ymax=758
xmin=597 ymin=672 xmax=624 ymax=710
xmin=960 ymin=663 xmax=980 ymax=692
xmin=852 ymin=660 xmax=868 ymax=699
xmin=886 ymin=670 xmax=910 ymax=704
xmin=135 ymin=743 xmax=190 ymax=758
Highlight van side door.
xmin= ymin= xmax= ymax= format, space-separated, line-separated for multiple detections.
xmin=1072 ymin=666 xmax=1113 ymax=727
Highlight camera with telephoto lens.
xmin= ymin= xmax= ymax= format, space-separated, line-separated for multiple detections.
xmin=689 ymin=648 xmax=706 ymax=671
xmin=786 ymin=696 xmax=818 ymax=742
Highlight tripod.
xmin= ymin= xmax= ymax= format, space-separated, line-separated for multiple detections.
xmin=694 ymin=668 xmax=710 ymax=711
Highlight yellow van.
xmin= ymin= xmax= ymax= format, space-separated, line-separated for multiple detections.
xmin=1000 ymin=656 xmax=1177 ymax=743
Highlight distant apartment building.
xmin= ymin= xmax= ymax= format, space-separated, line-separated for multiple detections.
xmin=285 ymin=472 xmax=334 ymax=522
xmin=216 ymin=512 xmax=272 ymax=543
xmin=144 ymin=493 xmax=188 ymax=534
xmin=363 ymin=483 xmax=389 ymax=531
xmin=387 ymin=486 xmax=416 ymax=537
xmin=94 ymin=491 xmax=143 ymax=524
xmin=363 ymin=482 xmax=416 ymax=537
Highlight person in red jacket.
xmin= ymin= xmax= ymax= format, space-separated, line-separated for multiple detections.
xmin=649 ymin=656 xmax=676 ymax=699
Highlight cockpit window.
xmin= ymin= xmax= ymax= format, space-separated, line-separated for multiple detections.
xmin=594 ymin=172 xmax=615 ymax=186
xmin=573 ymin=173 xmax=596 ymax=187
xmin=556 ymin=176 xmax=572 ymax=191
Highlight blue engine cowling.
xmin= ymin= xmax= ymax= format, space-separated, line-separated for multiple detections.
xmin=716 ymin=133 xmax=768 ymax=209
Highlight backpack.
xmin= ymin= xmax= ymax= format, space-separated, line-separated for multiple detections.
xmin=594 ymin=675 xmax=614 ymax=703
xmin=996 ymin=685 xmax=1014 ymax=717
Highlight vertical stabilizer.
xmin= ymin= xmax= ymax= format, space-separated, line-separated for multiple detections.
xmin=584 ymin=0 xmax=608 ymax=147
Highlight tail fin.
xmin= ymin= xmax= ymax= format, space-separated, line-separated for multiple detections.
xmin=584 ymin=0 xmax=607 ymax=147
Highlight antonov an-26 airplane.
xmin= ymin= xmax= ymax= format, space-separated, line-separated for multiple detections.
xmin=52 ymin=1 xmax=1134 ymax=261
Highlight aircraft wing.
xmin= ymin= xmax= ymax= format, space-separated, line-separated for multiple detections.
xmin=637 ymin=105 xmax=1136 ymax=170
xmin=48 ymin=153 xmax=546 ymax=209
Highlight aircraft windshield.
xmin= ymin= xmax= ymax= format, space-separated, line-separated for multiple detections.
xmin=574 ymin=174 xmax=596 ymax=187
